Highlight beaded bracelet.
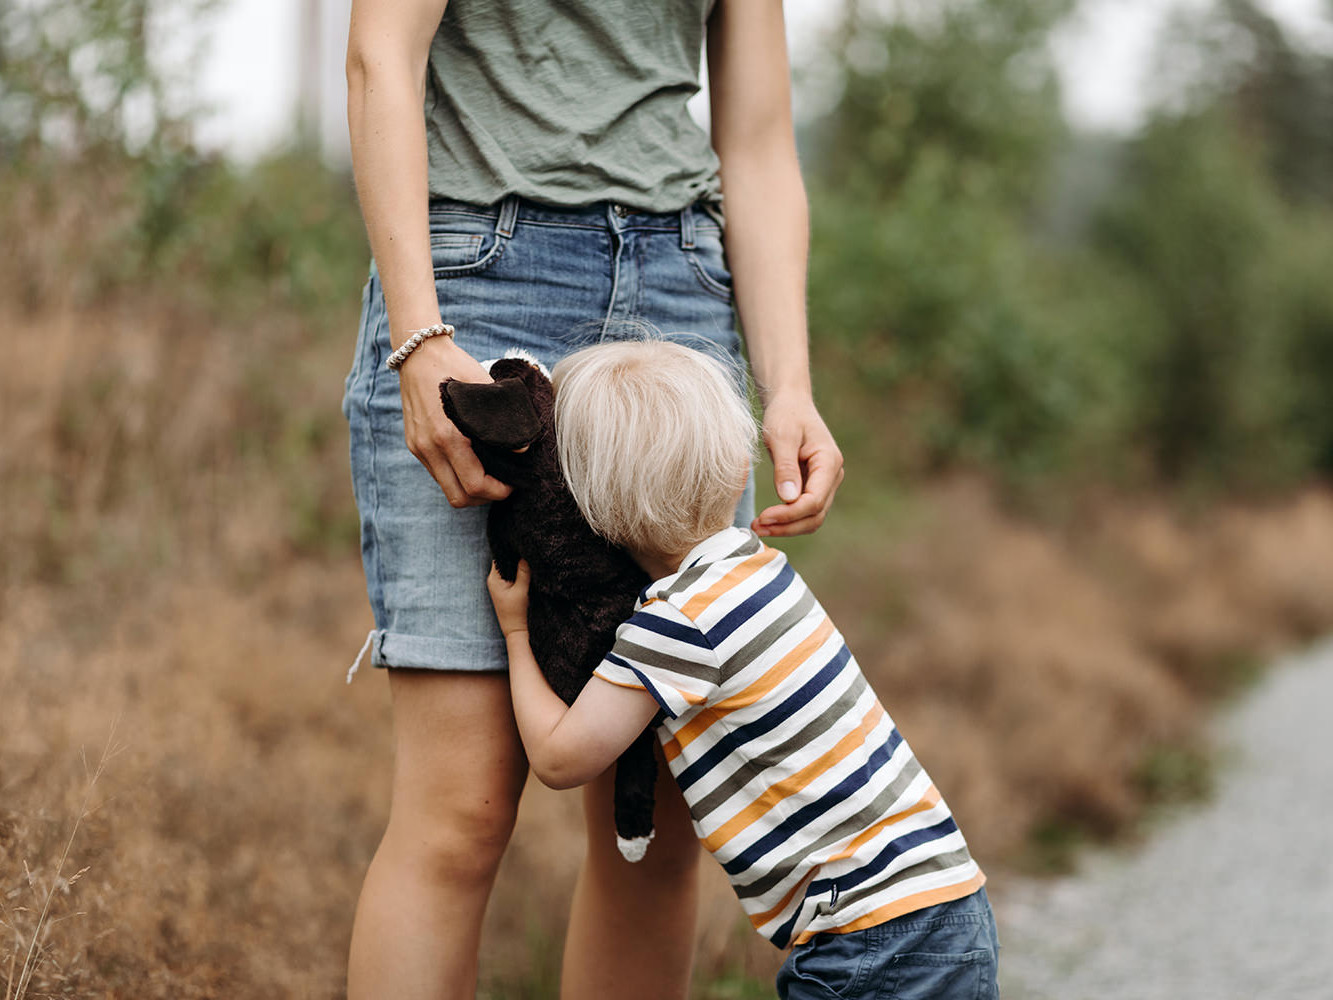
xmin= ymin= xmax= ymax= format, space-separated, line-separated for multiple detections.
xmin=386 ymin=323 xmax=456 ymax=371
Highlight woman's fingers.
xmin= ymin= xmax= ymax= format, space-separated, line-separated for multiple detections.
xmin=438 ymin=427 xmax=512 ymax=503
xmin=755 ymin=401 xmax=844 ymax=537
xmin=398 ymin=336 xmax=513 ymax=505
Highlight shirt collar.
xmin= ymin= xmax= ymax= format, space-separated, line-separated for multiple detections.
xmin=679 ymin=525 xmax=757 ymax=571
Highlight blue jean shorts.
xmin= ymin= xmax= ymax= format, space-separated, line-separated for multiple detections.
xmin=776 ymin=889 xmax=1000 ymax=1000
xmin=342 ymin=196 xmax=754 ymax=672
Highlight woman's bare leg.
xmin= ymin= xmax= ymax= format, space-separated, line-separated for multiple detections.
xmin=348 ymin=670 xmax=528 ymax=1000
xmin=560 ymin=746 xmax=701 ymax=1000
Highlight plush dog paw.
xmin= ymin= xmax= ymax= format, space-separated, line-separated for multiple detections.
xmin=616 ymin=829 xmax=655 ymax=863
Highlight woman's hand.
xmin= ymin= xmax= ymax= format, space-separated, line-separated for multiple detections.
xmin=486 ymin=559 xmax=531 ymax=637
xmin=753 ymin=392 xmax=844 ymax=538
xmin=398 ymin=335 xmax=513 ymax=507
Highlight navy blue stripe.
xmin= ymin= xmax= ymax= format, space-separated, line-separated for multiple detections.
xmin=628 ymin=608 xmax=714 ymax=649
xmin=705 ymin=562 xmax=796 ymax=645
xmin=604 ymin=652 xmax=678 ymax=718
xmin=720 ymin=725 xmax=903 ymax=876
xmin=767 ymin=815 xmax=961 ymax=947
xmin=676 ymin=644 xmax=852 ymax=792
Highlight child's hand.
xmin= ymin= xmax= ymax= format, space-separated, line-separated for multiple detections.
xmin=487 ymin=559 xmax=531 ymax=637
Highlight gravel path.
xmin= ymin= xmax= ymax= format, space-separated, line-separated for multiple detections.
xmin=996 ymin=637 xmax=1333 ymax=1000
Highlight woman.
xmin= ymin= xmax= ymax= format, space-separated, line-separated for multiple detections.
xmin=341 ymin=1 xmax=843 ymax=997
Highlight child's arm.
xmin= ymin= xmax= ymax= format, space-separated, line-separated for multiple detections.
xmin=488 ymin=562 xmax=661 ymax=790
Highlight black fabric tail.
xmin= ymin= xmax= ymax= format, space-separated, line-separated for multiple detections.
xmin=613 ymin=729 xmax=658 ymax=843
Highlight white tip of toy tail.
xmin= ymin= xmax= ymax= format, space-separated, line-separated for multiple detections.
xmin=479 ymin=348 xmax=551 ymax=379
xmin=616 ymin=830 xmax=655 ymax=863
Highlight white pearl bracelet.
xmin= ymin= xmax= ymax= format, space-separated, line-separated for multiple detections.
xmin=386 ymin=323 xmax=456 ymax=371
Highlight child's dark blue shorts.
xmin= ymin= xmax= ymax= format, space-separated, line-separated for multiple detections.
xmin=776 ymin=888 xmax=1000 ymax=1000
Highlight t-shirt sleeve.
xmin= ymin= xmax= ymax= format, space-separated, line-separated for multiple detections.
xmin=592 ymin=599 xmax=721 ymax=719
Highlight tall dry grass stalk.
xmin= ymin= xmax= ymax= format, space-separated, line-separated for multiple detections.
xmin=5 ymin=720 xmax=123 ymax=1000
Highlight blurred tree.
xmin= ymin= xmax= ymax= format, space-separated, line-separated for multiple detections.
xmin=0 ymin=0 xmax=203 ymax=161
xmin=802 ymin=0 xmax=1116 ymax=482
xmin=802 ymin=0 xmax=1333 ymax=492
xmin=1152 ymin=0 xmax=1333 ymax=207
xmin=1093 ymin=1 xmax=1333 ymax=485
xmin=0 ymin=0 xmax=365 ymax=319
xmin=808 ymin=0 xmax=1071 ymax=207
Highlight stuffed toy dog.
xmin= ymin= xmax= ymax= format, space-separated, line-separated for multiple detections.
xmin=440 ymin=352 xmax=659 ymax=862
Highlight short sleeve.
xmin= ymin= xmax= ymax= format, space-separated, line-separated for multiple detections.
xmin=593 ymin=599 xmax=721 ymax=719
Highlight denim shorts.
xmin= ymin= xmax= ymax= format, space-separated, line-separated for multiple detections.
xmin=776 ymin=889 xmax=1000 ymax=1000
xmin=342 ymin=196 xmax=754 ymax=672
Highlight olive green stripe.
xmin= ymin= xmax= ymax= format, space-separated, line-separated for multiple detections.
xmin=690 ymin=672 xmax=872 ymax=823
xmin=733 ymin=756 xmax=927 ymax=901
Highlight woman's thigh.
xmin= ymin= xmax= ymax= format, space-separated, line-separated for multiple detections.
xmin=383 ymin=670 xmax=528 ymax=857
xmin=342 ymin=198 xmax=750 ymax=677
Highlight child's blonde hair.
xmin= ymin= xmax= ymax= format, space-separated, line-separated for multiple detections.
xmin=552 ymin=339 xmax=757 ymax=556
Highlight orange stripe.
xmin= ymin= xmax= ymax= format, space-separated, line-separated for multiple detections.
xmin=680 ymin=546 xmax=781 ymax=620
xmin=596 ymin=674 xmax=647 ymax=693
xmin=822 ymin=786 xmax=943 ymax=866
xmin=787 ymin=871 xmax=987 ymax=946
xmin=666 ymin=706 xmax=720 ymax=756
xmin=713 ymin=616 xmax=836 ymax=711
xmin=747 ymin=786 xmax=943 ymax=928
xmin=750 ymin=871 xmax=816 ymax=929
xmin=596 ymin=668 xmax=706 ymax=705
xmin=703 ymin=703 xmax=885 ymax=852
xmin=665 ymin=614 xmax=837 ymax=761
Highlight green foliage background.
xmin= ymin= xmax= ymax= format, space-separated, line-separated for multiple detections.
xmin=801 ymin=0 xmax=1333 ymax=498
xmin=6 ymin=0 xmax=1333 ymax=523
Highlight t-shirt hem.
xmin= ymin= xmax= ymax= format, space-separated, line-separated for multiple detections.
xmin=787 ymin=870 xmax=988 ymax=948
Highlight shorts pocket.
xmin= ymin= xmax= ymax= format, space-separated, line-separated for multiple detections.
xmin=685 ymin=226 xmax=734 ymax=303
xmin=778 ymin=931 xmax=872 ymax=1000
xmin=429 ymin=217 xmax=507 ymax=278
xmin=885 ymin=948 xmax=995 ymax=1000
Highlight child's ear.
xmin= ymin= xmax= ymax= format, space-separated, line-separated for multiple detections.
xmin=440 ymin=377 xmax=543 ymax=450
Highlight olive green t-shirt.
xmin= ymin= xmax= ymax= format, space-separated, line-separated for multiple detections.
xmin=425 ymin=0 xmax=721 ymax=212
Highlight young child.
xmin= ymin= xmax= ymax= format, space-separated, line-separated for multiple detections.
xmin=486 ymin=340 xmax=999 ymax=1000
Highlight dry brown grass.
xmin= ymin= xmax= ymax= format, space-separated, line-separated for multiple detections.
xmin=5 ymin=303 xmax=1333 ymax=997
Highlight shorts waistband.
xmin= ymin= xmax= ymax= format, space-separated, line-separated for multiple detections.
xmin=427 ymin=195 xmax=724 ymax=236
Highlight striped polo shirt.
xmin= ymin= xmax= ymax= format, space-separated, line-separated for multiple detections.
xmin=594 ymin=527 xmax=985 ymax=948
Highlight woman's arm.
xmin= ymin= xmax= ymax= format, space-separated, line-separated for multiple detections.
xmin=346 ymin=0 xmax=510 ymax=507
xmin=707 ymin=0 xmax=844 ymax=537
xmin=488 ymin=563 xmax=659 ymax=789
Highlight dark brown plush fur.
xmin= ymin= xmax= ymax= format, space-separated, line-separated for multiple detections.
xmin=440 ymin=356 xmax=659 ymax=852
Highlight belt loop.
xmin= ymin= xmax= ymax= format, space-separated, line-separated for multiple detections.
xmin=495 ymin=195 xmax=519 ymax=239
xmin=680 ymin=203 xmax=696 ymax=250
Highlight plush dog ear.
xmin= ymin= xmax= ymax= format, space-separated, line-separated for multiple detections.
xmin=440 ymin=377 xmax=543 ymax=450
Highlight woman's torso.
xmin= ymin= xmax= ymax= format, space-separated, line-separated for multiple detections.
xmin=424 ymin=0 xmax=722 ymax=212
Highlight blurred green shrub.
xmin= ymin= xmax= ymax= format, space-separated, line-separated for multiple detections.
xmin=0 ymin=0 xmax=367 ymax=321
xmin=803 ymin=0 xmax=1333 ymax=496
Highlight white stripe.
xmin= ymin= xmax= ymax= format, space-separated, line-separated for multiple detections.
xmin=688 ymin=550 xmax=790 ymax=633
xmin=685 ymin=675 xmax=877 ymax=821
xmin=796 ymin=859 xmax=983 ymax=938
xmin=714 ymin=732 xmax=919 ymax=874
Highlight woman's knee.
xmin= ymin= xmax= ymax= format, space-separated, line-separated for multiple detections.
xmin=382 ymin=671 xmax=529 ymax=887
xmin=385 ymin=786 xmax=522 ymax=888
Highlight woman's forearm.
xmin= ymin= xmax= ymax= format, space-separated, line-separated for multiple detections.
xmin=707 ymin=0 xmax=813 ymax=407
xmin=708 ymin=0 xmax=843 ymax=532
xmin=346 ymin=2 xmax=448 ymax=348
xmin=720 ymin=151 xmax=812 ymax=406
